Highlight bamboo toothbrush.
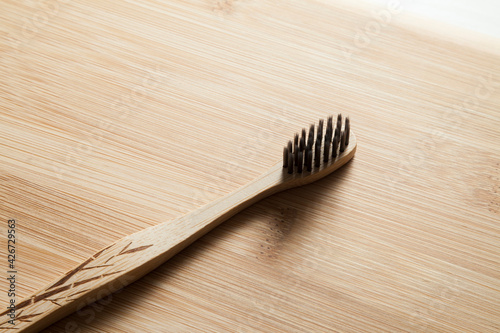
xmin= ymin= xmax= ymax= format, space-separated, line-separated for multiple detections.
xmin=0 ymin=114 xmax=356 ymax=332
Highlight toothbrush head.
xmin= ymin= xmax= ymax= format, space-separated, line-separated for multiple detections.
xmin=282 ymin=115 xmax=356 ymax=185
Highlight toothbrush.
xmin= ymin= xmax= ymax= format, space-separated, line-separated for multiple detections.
xmin=0 ymin=114 xmax=356 ymax=332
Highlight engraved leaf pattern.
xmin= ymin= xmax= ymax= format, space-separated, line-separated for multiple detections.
xmin=0 ymin=241 xmax=153 ymax=329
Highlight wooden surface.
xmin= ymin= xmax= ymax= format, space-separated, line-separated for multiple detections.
xmin=1 ymin=0 xmax=499 ymax=332
xmin=0 ymin=135 xmax=356 ymax=333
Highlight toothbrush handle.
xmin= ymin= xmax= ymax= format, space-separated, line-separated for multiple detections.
xmin=0 ymin=162 xmax=285 ymax=333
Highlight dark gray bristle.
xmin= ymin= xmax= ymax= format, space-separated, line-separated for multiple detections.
xmin=294 ymin=133 xmax=299 ymax=147
xmin=327 ymin=116 xmax=333 ymax=134
xmin=332 ymin=136 xmax=338 ymax=158
xmin=287 ymin=140 xmax=293 ymax=154
xmin=323 ymin=141 xmax=330 ymax=163
xmin=306 ymin=148 xmax=312 ymax=172
xmin=340 ymin=131 xmax=346 ymax=153
xmin=308 ymin=125 xmax=315 ymax=148
xmin=294 ymin=143 xmax=299 ymax=165
xmin=283 ymin=147 xmax=289 ymax=167
xmin=288 ymin=153 xmax=294 ymax=174
xmin=314 ymin=141 xmax=321 ymax=167
xmin=316 ymin=131 xmax=322 ymax=148
xmin=345 ymin=117 xmax=350 ymax=146
xmin=325 ymin=127 xmax=332 ymax=143
xmin=301 ymin=128 xmax=306 ymax=141
xmin=297 ymin=151 xmax=303 ymax=173
xmin=308 ymin=131 xmax=314 ymax=149
xmin=335 ymin=127 xmax=340 ymax=141
xmin=299 ymin=136 xmax=305 ymax=151
xmin=325 ymin=115 xmax=333 ymax=143
xmin=316 ymin=119 xmax=323 ymax=147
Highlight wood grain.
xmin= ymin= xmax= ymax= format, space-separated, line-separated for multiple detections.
xmin=1 ymin=0 xmax=499 ymax=332
xmin=0 ymin=135 xmax=356 ymax=332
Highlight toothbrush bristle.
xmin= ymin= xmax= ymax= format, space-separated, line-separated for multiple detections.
xmin=345 ymin=117 xmax=350 ymax=146
xmin=283 ymin=115 xmax=351 ymax=174
xmin=308 ymin=124 xmax=314 ymax=148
